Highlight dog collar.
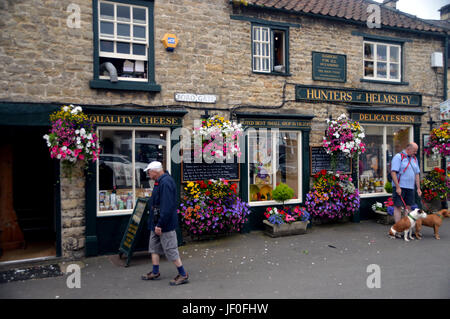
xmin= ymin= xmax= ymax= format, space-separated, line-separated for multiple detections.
xmin=434 ymin=213 xmax=444 ymax=220
xmin=407 ymin=213 xmax=417 ymax=221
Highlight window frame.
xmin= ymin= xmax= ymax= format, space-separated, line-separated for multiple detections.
xmin=363 ymin=41 xmax=402 ymax=83
xmin=251 ymin=23 xmax=290 ymax=76
xmin=96 ymin=126 xmax=171 ymax=217
xmin=90 ymin=0 xmax=161 ymax=92
xmin=247 ymin=129 xmax=302 ymax=207
xmin=359 ymin=123 xmax=413 ymax=198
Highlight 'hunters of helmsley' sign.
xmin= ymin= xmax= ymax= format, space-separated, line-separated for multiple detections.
xmin=296 ymin=85 xmax=421 ymax=107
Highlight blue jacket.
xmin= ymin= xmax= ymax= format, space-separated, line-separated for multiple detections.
xmin=147 ymin=172 xmax=179 ymax=232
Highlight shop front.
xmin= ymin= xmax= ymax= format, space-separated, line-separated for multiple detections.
xmin=348 ymin=106 xmax=425 ymax=220
xmin=83 ymin=107 xmax=187 ymax=256
xmin=236 ymin=112 xmax=314 ymax=230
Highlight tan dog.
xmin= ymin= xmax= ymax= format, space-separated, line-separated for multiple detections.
xmin=415 ymin=209 xmax=450 ymax=240
xmin=389 ymin=208 xmax=427 ymax=241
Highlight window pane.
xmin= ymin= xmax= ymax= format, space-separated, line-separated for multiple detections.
xmin=117 ymin=42 xmax=130 ymax=54
xmin=390 ymin=63 xmax=399 ymax=79
xmin=100 ymin=2 xmax=114 ymax=19
xmin=359 ymin=126 xmax=384 ymax=194
xmin=390 ymin=46 xmax=399 ymax=63
xmin=377 ymin=44 xmax=387 ymax=61
xmin=273 ymin=30 xmax=285 ymax=68
xmin=386 ymin=126 xmax=411 ymax=183
xmin=100 ymin=21 xmax=114 ymax=37
xmin=100 ymin=40 xmax=114 ymax=52
xmin=133 ymin=43 xmax=146 ymax=55
xmin=117 ymin=5 xmax=130 ymax=22
xmin=276 ymin=132 xmax=299 ymax=199
xmin=133 ymin=7 xmax=146 ymax=24
xmin=364 ymin=61 xmax=374 ymax=77
xmin=135 ymin=131 xmax=167 ymax=199
xmin=98 ymin=130 xmax=133 ymax=212
xmin=249 ymin=131 xmax=273 ymax=202
xmin=364 ymin=43 xmax=374 ymax=60
xmin=133 ymin=25 xmax=146 ymax=40
xmin=377 ymin=62 xmax=387 ymax=78
xmin=253 ymin=27 xmax=260 ymax=41
xmin=117 ymin=23 xmax=130 ymax=38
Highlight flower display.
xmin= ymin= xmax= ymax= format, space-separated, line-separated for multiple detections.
xmin=43 ymin=105 xmax=100 ymax=166
xmin=322 ymin=114 xmax=366 ymax=159
xmin=371 ymin=197 xmax=394 ymax=216
xmin=263 ymin=206 xmax=310 ymax=225
xmin=178 ymin=179 xmax=249 ymax=237
xmin=305 ymin=169 xmax=360 ymax=220
xmin=193 ymin=115 xmax=243 ymax=160
xmin=424 ymin=122 xmax=450 ymax=159
xmin=421 ymin=167 xmax=449 ymax=202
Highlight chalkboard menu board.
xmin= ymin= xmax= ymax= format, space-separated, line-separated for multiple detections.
xmin=310 ymin=146 xmax=352 ymax=175
xmin=182 ymin=160 xmax=240 ymax=182
xmin=118 ymin=198 xmax=149 ymax=267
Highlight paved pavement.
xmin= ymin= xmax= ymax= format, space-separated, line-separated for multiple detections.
xmin=0 ymin=219 xmax=449 ymax=299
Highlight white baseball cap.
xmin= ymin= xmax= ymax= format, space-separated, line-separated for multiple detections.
xmin=143 ymin=161 xmax=163 ymax=172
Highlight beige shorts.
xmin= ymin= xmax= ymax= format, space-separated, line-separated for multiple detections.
xmin=148 ymin=230 xmax=180 ymax=262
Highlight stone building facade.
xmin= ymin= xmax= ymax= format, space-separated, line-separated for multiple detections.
xmin=0 ymin=0 xmax=448 ymax=260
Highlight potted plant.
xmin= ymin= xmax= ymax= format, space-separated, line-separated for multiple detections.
xmin=371 ymin=197 xmax=395 ymax=224
xmin=262 ymin=206 xmax=310 ymax=238
xmin=178 ymin=179 xmax=250 ymax=240
xmin=262 ymin=183 xmax=310 ymax=237
xmin=305 ymin=170 xmax=360 ymax=224
xmin=420 ymin=167 xmax=449 ymax=212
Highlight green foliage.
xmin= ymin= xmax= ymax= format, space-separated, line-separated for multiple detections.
xmin=384 ymin=181 xmax=393 ymax=194
xmin=272 ymin=183 xmax=294 ymax=203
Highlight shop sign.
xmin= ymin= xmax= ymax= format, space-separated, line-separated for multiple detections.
xmin=312 ymin=52 xmax=346 ymax=83
xmin=88 ymin=114 xmax=182 ymax=127
xmin=351 ymin=113 xmax=421 ymax=124
xmin=240 ymin=118 xmax=312 ymax=129
xmin=175 ymin=93 xmax=217 ymax=104
xmin=295 ymin=85 xmax=421 ymax=107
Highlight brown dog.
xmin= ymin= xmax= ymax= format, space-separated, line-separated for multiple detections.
xmin=415 ymin=209 xmax=450 ymax=240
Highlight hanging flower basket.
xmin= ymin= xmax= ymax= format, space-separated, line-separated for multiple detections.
xmin=424 ymin=122 xmax=450 ymax=160
xmin=193 ymin=115 xmax=243 ymax=161
xmin=322 ymin=114 xmax=366 ymax=167
xmin=43 ymin=105 xmax=101 ymax=174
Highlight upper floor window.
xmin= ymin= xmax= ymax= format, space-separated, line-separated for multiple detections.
xmin=90 ymin=0 xmax=160 ymax=92
xmin=363 ymin=41 xmax=401 ymax=82
xmin=252 ymin=25 xmax=288 ymax=74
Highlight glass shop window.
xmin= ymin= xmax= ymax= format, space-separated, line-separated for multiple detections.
xmin=97 ymin=128 xmax=169 ymax=216
xmin=248 ymin=130 xmax=301 ymax=205
xmin=358 ymin=125 xmax=412 ymax=196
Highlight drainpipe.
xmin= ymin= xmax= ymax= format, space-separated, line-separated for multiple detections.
xmin=444 ymin=35 xmax=448 ymax=101
xmin=100 ymin=62 xmax=118 ymax=82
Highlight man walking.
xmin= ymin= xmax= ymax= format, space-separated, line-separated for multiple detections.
xmin=141 ymin=161 xmax=189 ymax=286
xmin=391 ymin=143 xmax=422 ymax=223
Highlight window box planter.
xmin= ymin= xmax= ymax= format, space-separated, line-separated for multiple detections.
xmin=263 ymin=220 xmax=309 ymax=238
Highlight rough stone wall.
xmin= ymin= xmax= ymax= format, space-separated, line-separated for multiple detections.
xmin=0 ymin=0 xmax=447 ymax=257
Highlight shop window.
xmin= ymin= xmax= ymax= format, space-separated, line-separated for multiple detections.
xmin=363 ymin=41 xmax=401 ymax=82
xmin=252 ymin=25 xmax=288 ymax=74
xmin=248 ymin=130 xmax=301 ymax=205
xmin=359 ymin=125 xmax=412 ymax=196
xmin=97 ymin=128 xmax=169 ymax=216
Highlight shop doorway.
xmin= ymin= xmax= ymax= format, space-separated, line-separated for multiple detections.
xmin=0 ymin=126 xmax=60 ymax=263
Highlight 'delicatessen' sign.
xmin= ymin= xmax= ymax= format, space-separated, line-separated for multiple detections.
xmin=296 ymin=85 xmax=421 ymax=107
